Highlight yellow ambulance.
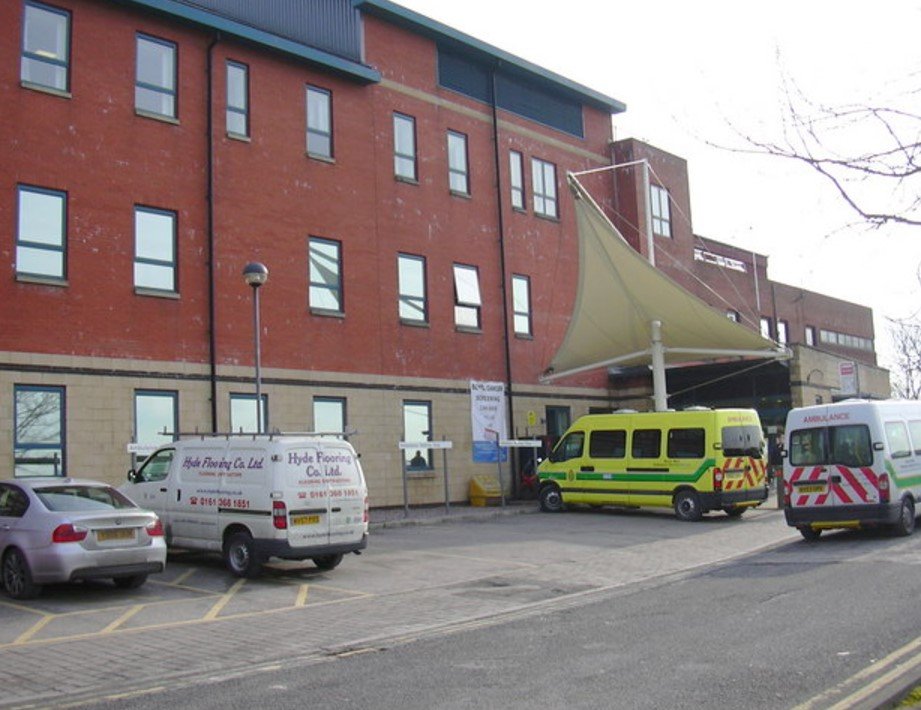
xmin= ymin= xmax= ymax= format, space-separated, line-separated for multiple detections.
xmin=537 ymin=408 xmax=768 ymax=520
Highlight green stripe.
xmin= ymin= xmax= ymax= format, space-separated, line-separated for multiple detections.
xmin=886 ymin=460 xmax=921 ymax=488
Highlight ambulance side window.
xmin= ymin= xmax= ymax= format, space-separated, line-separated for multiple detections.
xmin=632 ymin=429 xmax=661 ymax=459
xmin=550 ymin=432 xmax=584 ymax=462
xmin=667 ymin=428 xmax=705 ymax=458
xmin=589 ymin=430 xmax=626 ymax=458
xmin=828 ymin=425 xmax=872 ymax=467
xmin=885 ymin=421 xmax=911 ymax=459
xmin=908 ymin=420 xmax=921 ymax=456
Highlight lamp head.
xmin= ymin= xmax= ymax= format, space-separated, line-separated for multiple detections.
xmin=243 ymin=262 xmax=268 ymax=288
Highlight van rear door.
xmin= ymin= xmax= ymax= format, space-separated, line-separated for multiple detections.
xmin=284 ymin=445 xmax=330 ymax=547
xmin=321 ymin=443 xmax=367 ymax=545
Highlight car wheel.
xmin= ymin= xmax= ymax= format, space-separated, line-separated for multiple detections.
xmin=799 ymin=526 xmax=822 ymax=542
xmin=674 ymin=490 xmax=703 ymax=522
xmin=891 ymin=497 xmax=916 ymax=537
xmin=223 ymin=532 xmax=263 ymax=578
xmin=2 ymin=548 xmax=41 ymax=600
xmin=313 ymin=554 xmax=344 ymax=571
xmin=113 ymin=574 xmax=148 ymax=589
xmin=723 ymin=507 xmax=745 ymax=518
xmin=538 ymin=484 xmax=564 ymax=513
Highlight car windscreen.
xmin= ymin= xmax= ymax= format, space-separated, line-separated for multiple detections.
xmin=35 ymin=485 xmax=137 ymax=512
xmin=721 ymin=425 xmax=763 ymax=457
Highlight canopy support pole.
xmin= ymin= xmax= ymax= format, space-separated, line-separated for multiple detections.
xmin=651 ymin=319 xmax=668 ymax=411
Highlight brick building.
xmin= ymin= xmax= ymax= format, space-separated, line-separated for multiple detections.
xmin=2 ymin=0 xmax=888 ymax=505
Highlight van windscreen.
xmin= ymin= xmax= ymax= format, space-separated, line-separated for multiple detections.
xmin=721 ymin=425 xmax=762 ymax=457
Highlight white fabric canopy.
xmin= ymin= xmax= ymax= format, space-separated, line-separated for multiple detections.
xmin=543 ymin=174 xmax=787 ymax=392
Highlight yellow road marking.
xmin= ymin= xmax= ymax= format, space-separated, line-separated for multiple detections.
xmin=101 ymin=605 xmax=144 ymax=634
xmin=14 ymin=614 xmax=55 ymax=645
xmin=203 ymin=578 xmax=246 ymax=620
xmin=296 ymin=584 xmax=309 ymax=607
xmin=0 ymin=599 xmax=53 ymax=616
xmin=170 ymin=568 xmax=196 ymax=586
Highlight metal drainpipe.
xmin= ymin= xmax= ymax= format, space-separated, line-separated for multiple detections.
xmin=489 ymin=65 xmax=517 ymax=496
xmin=206 ymin=34 xmax=220 ymax=432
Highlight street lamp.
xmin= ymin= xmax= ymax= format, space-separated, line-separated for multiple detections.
xmin=243 ymin=262 xmax=268 ymax=433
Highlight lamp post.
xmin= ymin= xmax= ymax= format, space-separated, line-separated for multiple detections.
xmin=242 ymin=262 xmax=268 ymax=433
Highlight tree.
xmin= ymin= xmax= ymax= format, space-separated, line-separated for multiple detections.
xmin=889 ymin=318 xmax=921 ymax=399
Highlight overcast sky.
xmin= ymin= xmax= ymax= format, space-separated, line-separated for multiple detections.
xmin=397 ymin=0 xmax=921 ymax=367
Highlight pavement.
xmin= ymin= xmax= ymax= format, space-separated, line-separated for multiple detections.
xmin=369 ymin=498 xmax=539 ymax=529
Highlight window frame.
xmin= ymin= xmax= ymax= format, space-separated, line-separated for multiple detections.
xmin=777 ymin=320 xmax=789 ymax=344
xmin=531 ymin=157 xmax=558 ymax=218
xmin=133 ymin=390 xmax=178 ymax=465
xmin=134 ymin=205 xmax=177 ymax=294
xmin=13 ymin=384 xmax=66 ymax=477
xmin=393 ymin=112 xmax=417 ymax=182
xmin=509 ymin=150 xmax=525 ymax=210
xmin=21 ymin=0 xmax=71 ymax=94
xmin=313 ymin=396 xmax=347 ymax=438
xmin=805 ymin=325 xmax=816 ymax=347
xmin=760 ymin=317 xmax=773 ymax=340
xmin=16 ymin=184 xmax=67 ymax=282
xmin=650 ymin=184 xmax=672 ymax=237
xmin=402 ymin=400 xmax=433 ymax=470
xmin=447 ymin=130 xmax=469 ymax=195
xmin=308 ymin=236 xmax=343 ymax=315
xmin=225 ymin=60 xmax=249 ymax=138
xmin=135 ymin=32 xmax=178 ymax=120
xmin=453 ymin=263 xmax=482 ymax=331
xmin=306 ymin=85 xmax=333 ymax=159
xmin=230 ymin=393 xmax=268 ymax=434
xmin=511 ymin=274 xmax=532 ymax=337
xmin=398 ymin=253 xmax=428 ymax=325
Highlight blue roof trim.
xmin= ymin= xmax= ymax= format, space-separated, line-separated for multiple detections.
xmin=353 ymin=0 xmax=625 ymax=113
xmin=118 ymin=0 xmax=381 ymax=83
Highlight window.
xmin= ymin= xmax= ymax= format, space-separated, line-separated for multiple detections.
xmin=726 ymin=310 xmax=739 ymax=322
xmin=134 ymin=390 xmax=177 ymax=461
xmin=589 ymin=430 xmax=626 ymax=458
xmin=885 ymin=421 xmax=912 ymax=459
xmin=402 ymin=401 xmax=432 ymax=469
xmin=447 ymin=130 xmax=469 ymax=194
xmin=829 ymin=425 xmax=873 ymax=467
xmin=134 ymin=206 xmax=176 ymax=292
xmin=21 ymin=1 xmax=70 ymax=92
xmin=760 ymin=317 xmax=773 ymax=339
xmin=313 ymin=397 xmax=346 ymax=437
xmin=306 ymin=86 xmax=332 ymax=158
xmin=16 ymin=185 xmax=66 ymax=280
xmin=230 ymin=393 xmax=267 ymax=434
xmin=512 ymin=274 xmax=531 ymax=336
xmin=667 ymin=428 xmax=705 ymax=458
xmin=532 ymin=158 xmax=557 ymax=218
xmin=509 ymin=150 xmax=525 ymax=210
xmin=309 ymin=237 xmax=342 ymax=314
xmin=650 ymin=184 xmax=671 ymax=237
xmin=550 ymin=431 xmax=584 ymax=462
xmin=398 ymin=254 xmax=427 ymax=324
xmin=393 ymin=113 xmax=417 ymax=181
xmin=777 ymin=320 xmax=789 ymax=344
xmin=136 ymin=34 xmax=177 ymax=119
xmin=14 ymin=385 xmax=65 ymax=476
xmin=805 ymin=326 xmax=816 ymax=346
xmin=789 ymin=428 xmax=826 ymax=466
xmin=135 ymin=448 xmax=174 ymax=482
xmin=226 ymin=60 xmax=248 ymax=137
xmin=453 ymin=264 xmax=482 ymax=330
xmin=0 ymin=485 xmax=30 ymax=518
xmin=631 ymin=429 xmax=661 ymax=459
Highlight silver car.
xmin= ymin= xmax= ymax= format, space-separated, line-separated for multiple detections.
xmin=0 ymin=478 xmax=167 ymax=599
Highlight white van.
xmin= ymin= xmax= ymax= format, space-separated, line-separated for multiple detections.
xmin=783 ymin=399 xmax=921 ymax=540
xmin=122 ymin=434 xmax=368 ymax=576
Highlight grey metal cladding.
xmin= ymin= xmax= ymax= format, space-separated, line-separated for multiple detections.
xmin=174 ymin=0 xmax=362 ymax=61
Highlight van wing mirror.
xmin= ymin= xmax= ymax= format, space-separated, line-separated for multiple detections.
xmin=127 ymin=469 xmax=138 ymax=483
xmin=873 ymin=441 xmax=885 ymax=451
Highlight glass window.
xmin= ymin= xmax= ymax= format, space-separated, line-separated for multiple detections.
xmin=909 ymin=421 xmax=921 ymax=456
xmin=777 ymin=320 xmax=789 ymax=344
xmin=226 ymin=60 xmax=248 ymax=137
xmin=447 ymin=130 xmax=469 ymax=194
xmin=393 ymin=113 xmax=417 ymax=181
xmin=0 ymin=485 xmax=30 ymax=518
xmin=307 ymin=85 xmax=332 ymax=158
xmin=398 ymin=254 xmax=427 ymax=323
xmin=532 ymin=158 xmax=557 ymax=218
xmin=721 ymin=425 xmax=763 ymax=457
xmin=136 ymin=448 xmax=174 ymax=482
xmin=36 ymin=484 xmax=136 ymax=512
xmin=309 ymin=237 xmax=342 ymax=313
xmin=14 ymin=385 xmax=65 ymax=476
xmin=402 ymin=400 xmax=432 ymax=469
xmin=230 ymin=393 xmax=267 ymax=434
xmin=550 ymin=431 xmax=584 ymax=462
xmin=631 ymin=429 xmax=661 ymax=459
xmin=16 ymin=185 xmax=66 ymax=280
xmin=760 ymin=317 xmax=773 ymax=339
xmin=589 ymin=430 xmax=626 ymax=459
xmin=789 ymin=427 xmax=827 ymax=466
xmin=453 ymin=264 xmax=482 ymax=330
xmin=21 ymin=1 xmax=70 ymax=92
xmin=136 ymin=34 xmax=177 ymax=119
xmin=313 ymin=397 xmax=346 ymax=438
xmin=805 ymin=326 xmax=815 ymax=346
xmin=134 ymin=390 xmax=177 ymax=462
xmin=650 ymin=184 xmax=671 ymax=237
xmin=512 ymin=274 xmax=531 ymax=336
xmin=135 ymin=206 xmax=176 ymax=292
xmin=726 ymin=310 xmax=739 ymax=322
xmin=509 ymin=150 xmax=525 ymax=210
xmin=885 ymin=421 xmax=912 ymax=459
xmin=667 ymin=428 xmax=705 ymax=458
xmin=829 ymin=424 xmax=873 ymax=467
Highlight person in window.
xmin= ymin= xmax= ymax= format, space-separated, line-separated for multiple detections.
xmin=409 ymin=450 xmax=427 ymax=469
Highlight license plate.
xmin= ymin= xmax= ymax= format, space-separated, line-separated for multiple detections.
xmin=97 ymin=528 xmax=135 ymax=542
xmin=291 ymin=514 xmax=321 ymax=526
xmin=796 ymin=484 xmax=826 ymax=494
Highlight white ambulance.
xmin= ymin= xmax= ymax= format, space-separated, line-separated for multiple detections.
xmin=122 ymin=434 xmax=369 ymax=576
xmin=783 ymin=399 xmax=921 ymax=540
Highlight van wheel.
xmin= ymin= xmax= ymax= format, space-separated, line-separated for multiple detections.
xmin=539 ymin=485 xmax=564 ymax=513
xmin=674 ymin=490 xmax=702 ymax=522
xmin=799 ymin=526 xmax=822 ymax=542
xmin=224 ymin=532 xmax=263 ymax=578
xmin=313 ymin=554 xmax=344 ymax=571
xmin=113 ymin=574 xmax=148 ymax=589
xmin=891 ymin=498 xmax=916 ymax=537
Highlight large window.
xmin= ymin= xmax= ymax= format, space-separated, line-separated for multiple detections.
xmin=650 ymin=184 xmax=671 ymax=237
xmin=14 ymin=385 xmax=65 ymax=476
xmin=393 ymin=113 xmax=417 ymax=181
xmin=532 ymin=158 xmax=557 ymax=218
xmin=805 ymin=326 xmax=816 ymax=346
xmin=447 ymin=130 xmax=469 ymax=195
xmin=136 ymin=33 xmax=177 ymax=119
xmin=398 ymin=254 xmax=427 ymax=324
xmin=313 ymin=397 xmax=346 ymax=438
xmin=21 ymin=1 xmax=70 ymax=92
xmin=453 ymin=264 xmax=482 ymax=330
xmin=509 ymin=151 xmax=525 ymax=210
xmin=760 ymin=317 xmax=773 ymax=340
xmin=16 ymin=185 xmax=66 ymax=280
xmin=309 ymin=237 xmax=342 ymax=314
xmin=402 ymin=400 xmax=432 ymax=470
xmin=512 ymin=274 xmax=531 ymax=336
xmin=134 ymin=390 xmax=177 ymax=461
xmin=134 ymin=206 xmax=177 ymax=292
xmin=306 ymin=85 xmax=332 ymax=158
xmin=230 ymin=393 xmax=267 ymax=434
xmin=777 ymin=320 xmax=789 ymax=344
xmin=226 ymin=60 xmax=248 ymax=137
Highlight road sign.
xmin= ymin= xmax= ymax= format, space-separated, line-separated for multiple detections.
xmin=499 ymin=439 xmax=542 ymax=448
xmin=399 ymin=441 xmax=453 ymax=450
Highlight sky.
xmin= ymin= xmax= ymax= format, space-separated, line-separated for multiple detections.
xmin=397 ymin=0 xmax=921 ymax=369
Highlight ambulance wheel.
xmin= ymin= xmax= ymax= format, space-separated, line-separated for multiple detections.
xmin=674 ymin=490 xmax=702 ymax=522
xmin=224 ymin=532 xmax=264 ymax=578
xmin=891 ymin=497 xmax=916 ymax=537
xmin=539 ymin=485 xmax=564 ymax=513
xmin=799 ymin=526 xmax=821 ymax=542
xmin=313 ymin=554 xmax=343 ymax=571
